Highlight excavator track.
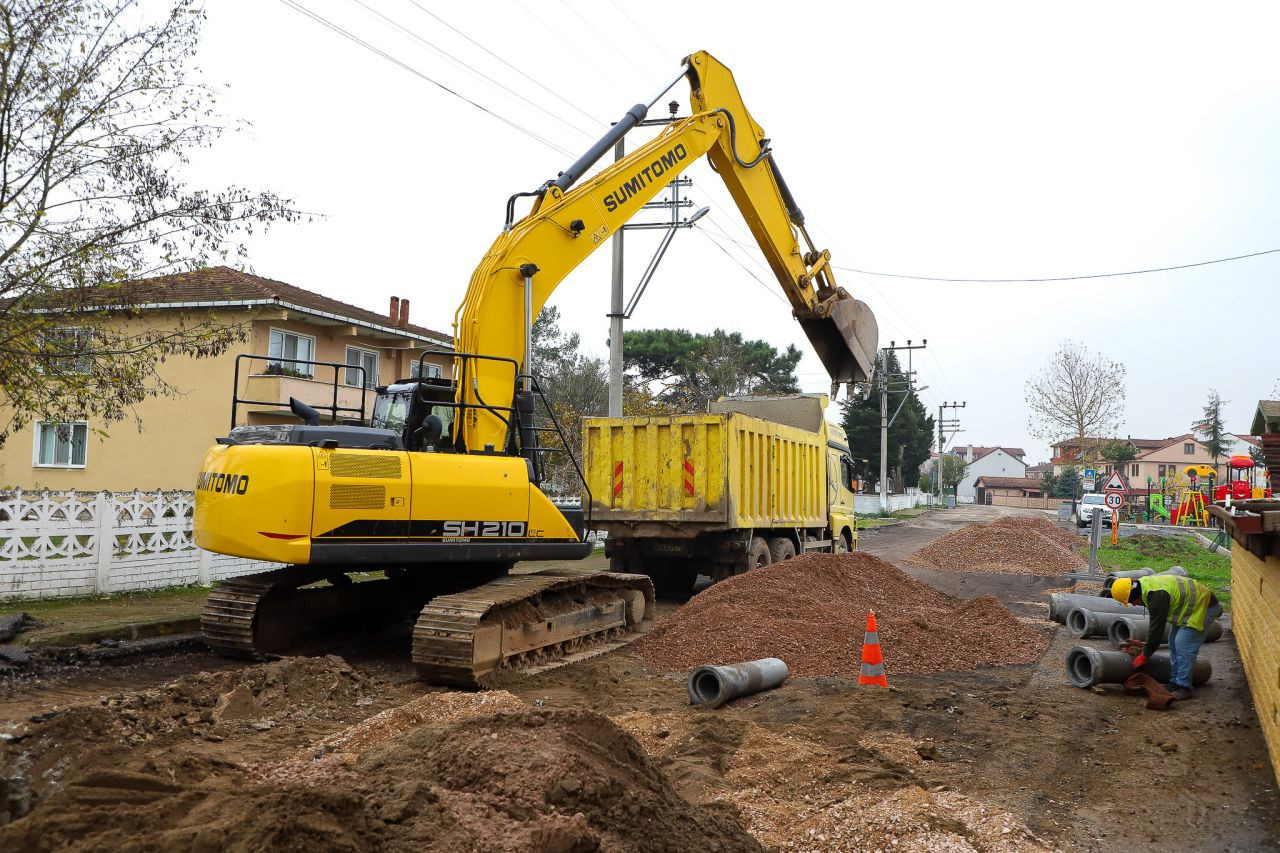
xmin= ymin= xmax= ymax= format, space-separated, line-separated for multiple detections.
xmin=201 ymin=565 xmax=417 ymax=659
xmin=412 ymin=569 xmax=655 ymax=688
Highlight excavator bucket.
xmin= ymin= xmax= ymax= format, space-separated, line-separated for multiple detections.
xmin=798 ymin=294 xmax=879 ymax=388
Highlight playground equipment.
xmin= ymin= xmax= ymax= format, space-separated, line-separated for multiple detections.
xmin=1170 ymin=489 xmax=1209 ymax=527
xmin=1147 ymin=493 xmax=1170 ymax=521
xmin=1214 ymin=454 xmax=1273 ymax=502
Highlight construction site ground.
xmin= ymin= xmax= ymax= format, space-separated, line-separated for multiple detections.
xmin=1 ymin=505 xmax=1277 ymax=851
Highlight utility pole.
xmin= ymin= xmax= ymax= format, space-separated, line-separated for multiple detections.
xmin=879 ymin=352 xmax=888 ymax=512
xmin=935 ymin=401 xmax=966 ymax=504
xmin=606 ymin=101 xmax=706 ymax=417
xmin=876 ymin=339 xmax=928 ymax=512
xmin=608 ymin=138 xmax=625 ymax=417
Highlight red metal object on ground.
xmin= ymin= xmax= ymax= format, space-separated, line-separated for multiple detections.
xmin=1123 ymin=671 xmax=1176 ymax=711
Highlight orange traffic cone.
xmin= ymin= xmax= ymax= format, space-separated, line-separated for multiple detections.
xmin=858 ymin=610 xmax=888 ymax=688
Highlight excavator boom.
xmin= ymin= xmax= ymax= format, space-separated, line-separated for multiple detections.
xmin=455 ymin=50 xmax=878 ymax=455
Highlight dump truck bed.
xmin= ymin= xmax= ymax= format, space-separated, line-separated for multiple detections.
xmin=583 ymin=412 xmax=826 ymax=531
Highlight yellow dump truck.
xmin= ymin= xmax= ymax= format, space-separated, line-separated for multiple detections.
xmin=582 ymin=394 xmax=858 ymax=595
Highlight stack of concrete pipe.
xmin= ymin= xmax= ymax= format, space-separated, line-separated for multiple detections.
xmin=1054 ymin=566 xmax=1219 ymax=689
xmin=1066 ymin=645 xmax=1211 ymax=688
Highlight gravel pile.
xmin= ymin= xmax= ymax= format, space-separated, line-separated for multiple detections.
xmin=640 ymin=553 xmax=1049 ymax=676
xmin=991 ymin=515 xmax=1080 ymax=550
xmin=904 ymin=518 xmax=1085 ymax=575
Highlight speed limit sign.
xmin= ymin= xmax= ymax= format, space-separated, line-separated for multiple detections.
xmin=1104 ymin=492 xmax=1124 ymax=509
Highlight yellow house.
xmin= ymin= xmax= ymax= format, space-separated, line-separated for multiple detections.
xmin=0 ymin=267 xmax=453 ymax=491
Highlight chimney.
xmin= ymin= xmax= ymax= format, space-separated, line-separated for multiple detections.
xmin=966 ymin=444 xmax=973 ymax=462
xmin=389 ymin=296 xmax=400 ymax=324
xmin=398 ymin=298 xmax=410 ymax=329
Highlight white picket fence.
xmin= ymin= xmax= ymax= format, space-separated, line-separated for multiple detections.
xmin=0 ymin=490 xmax=273 ymax=601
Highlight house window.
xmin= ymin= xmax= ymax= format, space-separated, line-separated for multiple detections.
xmin=34 ymin=422 xmax=88 ymax=468
xmin=39 ymin=327 xmax=93 ymax=375
xmin=345 ymin=346 xmax=379 ymax=388
xmin=1131 ymin=464 xmax=1139 ymax=476
xmin=411 ymin=360 xmax=442 ymax=379
xmin=1184 ymin=443 xmax=1195 ymax=455
xmin=267 ymin=329 xmax=315 ymax=378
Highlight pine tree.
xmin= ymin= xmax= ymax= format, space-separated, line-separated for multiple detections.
xmin=1194 ymin=390 xmax=1230 ymax=465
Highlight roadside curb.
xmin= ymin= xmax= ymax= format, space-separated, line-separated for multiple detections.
xmin=24 ymin=615 xmax=202 ymax=649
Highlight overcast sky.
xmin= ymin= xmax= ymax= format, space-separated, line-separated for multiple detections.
xmin=186 ymin=1 xmax=1280 ymax=463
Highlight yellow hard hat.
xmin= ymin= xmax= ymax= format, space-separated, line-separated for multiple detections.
xmin=1111 ymin=577 xmax=1133 ymax=606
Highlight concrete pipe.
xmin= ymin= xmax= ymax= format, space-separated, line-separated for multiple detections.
xmin=1105 ymin=567 xmax=1155 ymax=581
xmin=1163 ymin=566 xmax=1188 ymax=576
xmin=688 ymin=657 xmax=789 ymax=709
xmin=1066 ymin=608 xmax=1128 ymax=639
xmin=1065 ymin=646 xmax=1211 ymax=688
xmin=1049 ymin=593 xmax=1145 ymax=623
xmin=1108 ymin=617 xmax=1223 ymax=645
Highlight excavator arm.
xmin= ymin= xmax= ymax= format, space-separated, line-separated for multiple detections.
xmin=454 ymin=50 xmax=878 ymax=457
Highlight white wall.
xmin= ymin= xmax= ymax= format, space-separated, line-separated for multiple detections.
xmin=0 ymin=490 xmax=274 ymax=601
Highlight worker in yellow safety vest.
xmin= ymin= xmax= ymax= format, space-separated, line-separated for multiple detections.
xmin=1110 ymin=575 xmax=1222 ymax=700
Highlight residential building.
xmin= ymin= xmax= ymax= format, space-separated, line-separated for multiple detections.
xmin=1025 ymin=462 xmax=1054 ymax=483
xmin=952 ymin=445 xmax=1028 ymax=500
xmin=973 ymin=476 xmax=1044 ymax=503
xmin=0 ymin=267 xmax=453 ymax=491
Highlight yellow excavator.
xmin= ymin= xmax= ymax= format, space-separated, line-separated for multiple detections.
xmin=194 ymin=51 xmax=878 ymax=686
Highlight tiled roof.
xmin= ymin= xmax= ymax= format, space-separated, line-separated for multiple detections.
xmin=974 ymin=476 xmax=1043 ymax=491
xmin=110 ymin=266 xmax=452 ymax=344
xmin=1135 ymin=434 xmax=1198 ymax=459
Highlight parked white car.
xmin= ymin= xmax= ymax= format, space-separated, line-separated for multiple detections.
xmin=1075 ymin=493 xmax=1112 ymax=528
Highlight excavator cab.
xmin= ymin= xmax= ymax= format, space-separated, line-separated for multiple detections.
xmin=371 ymin=377 xmax=458 ymax=453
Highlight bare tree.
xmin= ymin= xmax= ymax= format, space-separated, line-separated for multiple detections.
xmin=1025 ymin=340 xmax=1126 ymax=461
xmin=0 ymin=1 xmax=298 ymax=443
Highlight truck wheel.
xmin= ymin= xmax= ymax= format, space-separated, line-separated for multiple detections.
xmin=768 ymin=537 xmax=796 ymax=563
xmin=834 ymin=530 xmax=852 ymax=554
xmin=747 ymin=537 xmax=772 ymax=572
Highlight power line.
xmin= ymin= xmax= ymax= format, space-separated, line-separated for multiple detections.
xmin=696 ymin=227 xmax=789 ymax=305
xmin=276 ymin=0 xmax=574 ymax=157
xmin=346 ymin=0 xmax=598 ymax=143
xmin=405 ymin=1 xmax=607 ymax=130
xmin=554 ymin=0 xmax=651 ymax=79
xmin=832 ymin=247 xmax=1280 ymax=283
xmin=606 ymin=0 xmax=670 ymax=63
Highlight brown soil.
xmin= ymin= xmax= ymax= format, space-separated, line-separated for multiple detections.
xmin=639 ymin=552 xmax=1050 ymax=676
xmin=0 ymin=663 xmax=760 ymax=852
xmin=904 ymin=519 xmax=1086 ymax=575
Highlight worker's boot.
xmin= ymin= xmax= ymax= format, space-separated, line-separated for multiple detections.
xmin=1167 ymin=685 xmax=1193 ymax=701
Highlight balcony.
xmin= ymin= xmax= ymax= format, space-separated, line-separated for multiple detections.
xmin=240 ymin=371 xmax=374 ymax=425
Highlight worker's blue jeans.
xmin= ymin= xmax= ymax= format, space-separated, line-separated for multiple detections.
xmin=1168 ymin=603 xmax=1223 ymax=689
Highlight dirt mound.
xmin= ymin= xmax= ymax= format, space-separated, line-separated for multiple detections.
xmin=0 ymin=769 xmax=385 ymax=852
xmin=904 ymin=520 xmax=1085 ymax=575
xmin=0 ymin=656 xmax=374 ymax=805
xmin=248 ymin=690 xmax=529 ymax=787
xmin=351 ymin=706 xmax=761 ymax=851
xmin=639 ymin=553 xmax=1049 ymax=676
xmin=3 ymin=694 xmax=761 ymax=852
